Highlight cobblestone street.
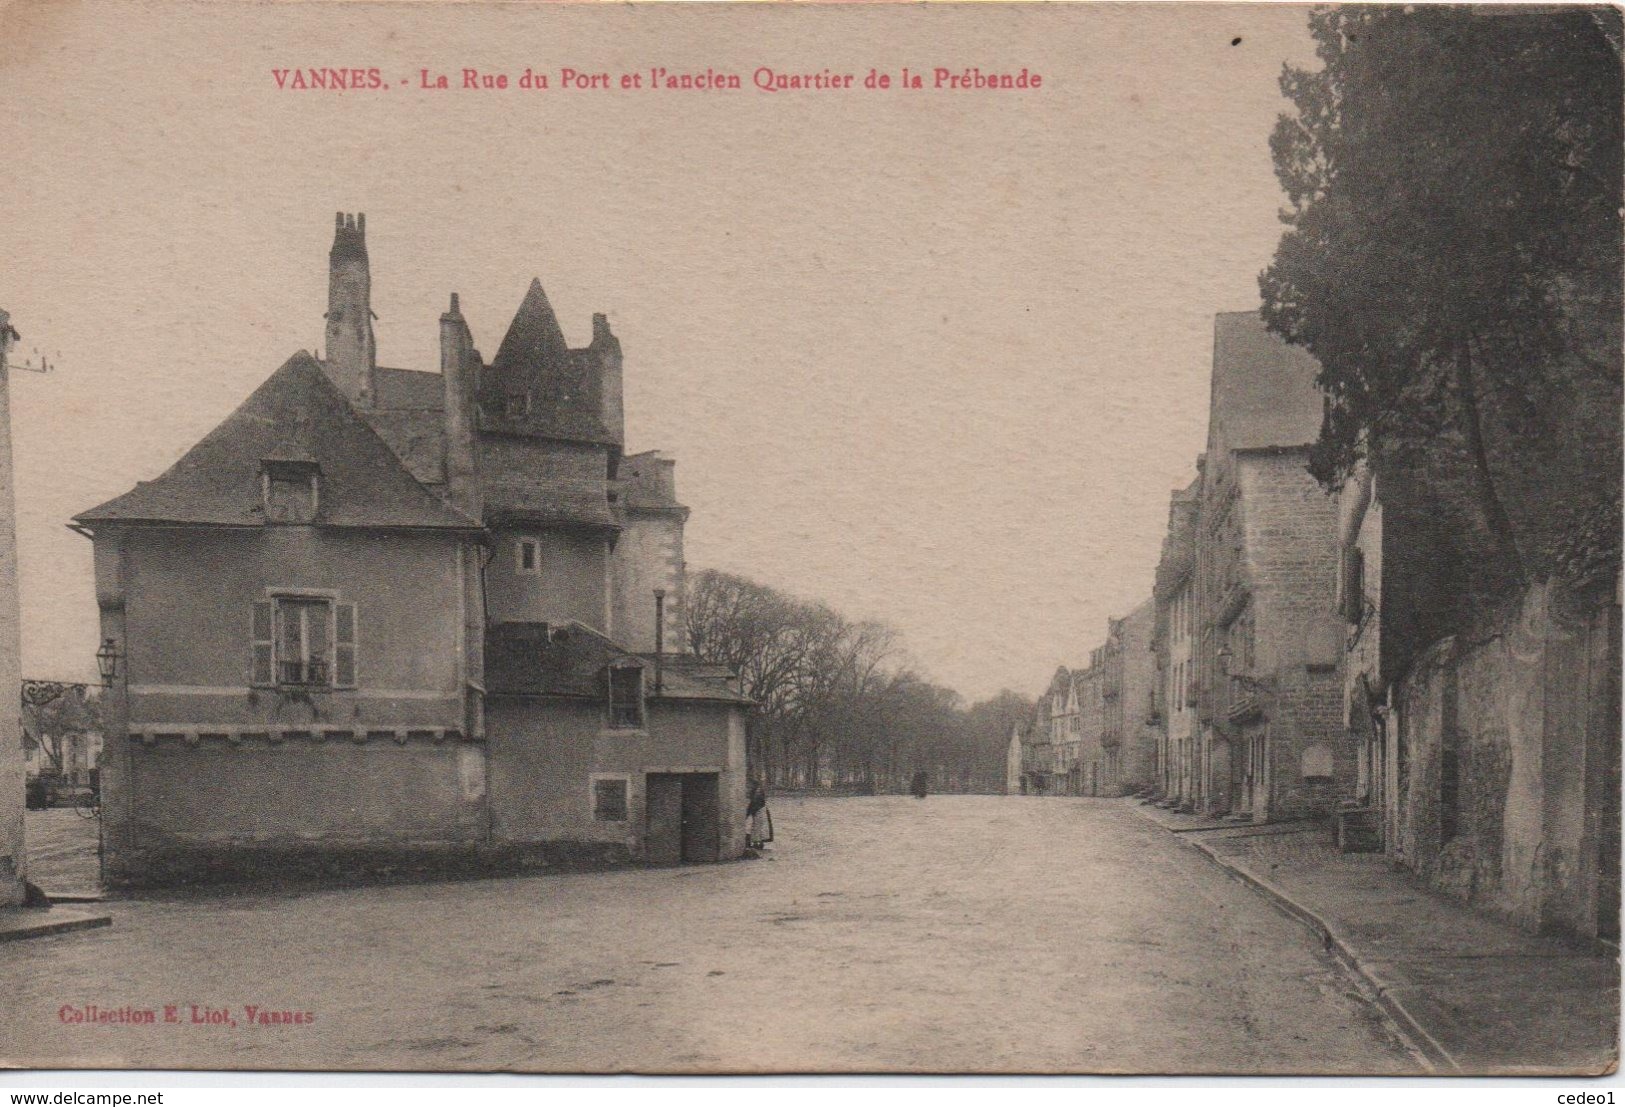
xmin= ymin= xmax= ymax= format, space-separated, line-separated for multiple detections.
xmin=2 ymin=797 xmax=1420 ymax=1073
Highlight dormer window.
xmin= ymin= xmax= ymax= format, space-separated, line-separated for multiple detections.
xmin=607 ymin=661 xmax=645 ymax=729
xmin=261 ymin=458 xmax=320 ymax=524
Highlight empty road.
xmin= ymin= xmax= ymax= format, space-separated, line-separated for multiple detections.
xmin=2 ymin=796 xmax=1421 ymax=1073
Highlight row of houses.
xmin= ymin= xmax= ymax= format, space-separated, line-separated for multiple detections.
xmin=73 ymin=214 xmax=755 ymax=886
xmin=1009 ymin=601 xmax=1157 ymax=798
xmin=1012 ymin=311 xmax=1619 ymax=944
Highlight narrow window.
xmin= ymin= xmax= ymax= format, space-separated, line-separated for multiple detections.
xmin=517 ymin=537 xmax=541 ymax=575
xmin=504 ymin=392 xmax=531 ymax=418
xmin=608 ymin=664 xmax=645 ymax=729
xmin=593 ymin=777 xmax=629 ymax=822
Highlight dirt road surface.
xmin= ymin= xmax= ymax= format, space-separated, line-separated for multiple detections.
xmin=1 ymin=796 xmax=1421 ymax=1073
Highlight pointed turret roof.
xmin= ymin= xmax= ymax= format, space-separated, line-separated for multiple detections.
xmin=76 ymin=352 xmax=478 ymax=531
xmin=491 ymin=278 xmax=570 ymax=374
xmin=480 ymin=277 xmax=621 ymax=447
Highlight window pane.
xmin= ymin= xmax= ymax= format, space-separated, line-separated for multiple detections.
xmin=307 ymin=603 xmax=330 ymax=662
xmin=278 ymin=602 xmax=303 ymax=657
xmin=593 ymin=779 xmax=628 ymax=821
xmin=276 ymin=598 xmax=333 ymax=685
xmin=609 ymin=666 xmax=644 ymax=727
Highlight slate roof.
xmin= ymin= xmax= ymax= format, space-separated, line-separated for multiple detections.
xmin=481 ymin=279 xmax=620 ymax=447
xmin=492 ymin=279 xmax=571 ymax=372
xmin=361 ymin=409 xmax=447 ymax=487
xmin=484 ymin=476 xmax=617 ymax=529
xmin=1209 ymin=311 xmax=1324 ymax=453
xmin=76 ymin=353 xmax=479 ymax=531
xmin=485 ymin=621 xmax=753 ymax=705
xmin=373 ymin=366 xmax=445 ymax=411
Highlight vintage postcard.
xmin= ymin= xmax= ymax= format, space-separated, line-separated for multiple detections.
xmin=0 ymin=0 xmax=1618 ymax=1080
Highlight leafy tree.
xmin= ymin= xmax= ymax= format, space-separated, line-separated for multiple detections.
xmin=22 ymin=684 xmax=102 ymax=777
xmin=1261 ymin=7 xmax=1622 ymax=603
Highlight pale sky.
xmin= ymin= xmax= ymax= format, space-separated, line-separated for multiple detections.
xmin=0 ymin=1 xmax=1318 ymax=703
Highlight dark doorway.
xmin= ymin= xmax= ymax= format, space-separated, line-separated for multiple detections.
xmin=680 ymin=773 xmax=721 ymax=862
xmin=645 ymin=774 xmax=683 ymax=865
xmin=645 ymin=772 xmax=721 ymax=863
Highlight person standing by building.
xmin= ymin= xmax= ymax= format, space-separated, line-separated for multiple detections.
xmin=746 ymin=779 xmax=770 ymax=849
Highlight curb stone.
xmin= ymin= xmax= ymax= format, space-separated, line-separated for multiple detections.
xmin=1130 ymin=801 xmax=1459 ymax=1074
xmin=1183 ymin=834 xmax=1461 ymax=1075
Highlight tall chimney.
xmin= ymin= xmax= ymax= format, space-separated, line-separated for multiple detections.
xmin=591 ymin=313 xmax=624 ymax=446
xmin=324 ymin=211 xmax=377 ymax=407
xmin=440 ymin=292 xmax=481 ymax=521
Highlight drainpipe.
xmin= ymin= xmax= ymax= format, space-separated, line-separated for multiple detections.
xmin=653 ymin=589 xmax=665 ymax=695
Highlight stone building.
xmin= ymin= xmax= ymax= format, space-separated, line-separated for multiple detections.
xmin=1074 ymin=660 xmax=1105 ymax=794
xmin=74 ymin=214 xmax=751 ymax=885
xmin=1115 ymin=599 xmax=1159 ymax=794
xmin=1188 ymin=312 xmax=1348 ymax=822
xmin=1152 ymin=479 xmax=1200 ymax=807
xmin=1022 ymin=666 xmax=1078 ymax=794
xmin=1089 ymin=633 xmax=1120 ymax=793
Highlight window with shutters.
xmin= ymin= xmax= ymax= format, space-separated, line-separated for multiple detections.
xmin=251 ymin=595 xmax=357 ymax=689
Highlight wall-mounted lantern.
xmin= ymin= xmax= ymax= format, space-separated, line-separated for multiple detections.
xmin=95 ymin=638 xmax=120 ymax=688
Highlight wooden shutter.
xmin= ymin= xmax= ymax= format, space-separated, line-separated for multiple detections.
xmin=334 ymin=602 xmax=358 ymax=688
xmin=251 ymin=601 xmax=274 ymax=686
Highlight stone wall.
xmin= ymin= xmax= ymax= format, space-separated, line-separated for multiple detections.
xmin=486 ymin=697 xmax=747 ymax=860
xmin=1394 ymin=581 xmax=1619 ymax=940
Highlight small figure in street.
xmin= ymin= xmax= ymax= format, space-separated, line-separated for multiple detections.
xmin=911 ymin=770 xmax=930 ymax=799
xmin=746 ymin=779 xmax=772 ymax=849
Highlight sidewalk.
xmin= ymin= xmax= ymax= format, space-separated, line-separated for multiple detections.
xmin=1131 ymin=799 xmax=1620 ymax=1075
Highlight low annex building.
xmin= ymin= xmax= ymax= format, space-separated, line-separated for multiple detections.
xmin=75 ymin=214 xmax=751 ymax=885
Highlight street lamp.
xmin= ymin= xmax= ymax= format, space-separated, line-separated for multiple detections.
xmin=94 ymin=638 xmax=120 ymax=688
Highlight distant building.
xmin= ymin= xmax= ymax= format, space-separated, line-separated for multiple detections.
xmin=75 ymin=214 xmax=751 ymax=885
xmin=1005 ymin=720 xmax=1023 ymax=795
xmin=1153 ymin=479 xmax=1200 ymax=807
xmin=23 ymin=730 xmax=103 ymax=788
xmin=1079 ymin=645 xmax=1110 ymax=794
xmin=1115 ymin=599 xmax=1159 ymax=794
xmin=1023 ymin=667 xmax=1075 ymax=794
